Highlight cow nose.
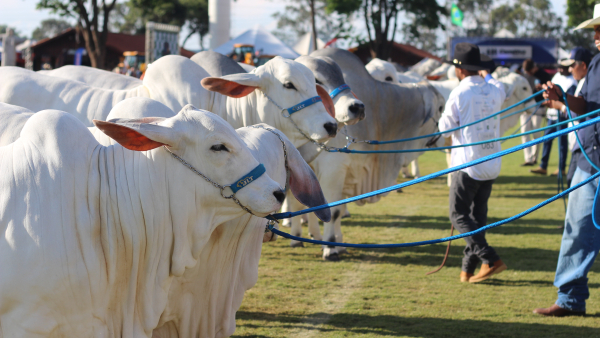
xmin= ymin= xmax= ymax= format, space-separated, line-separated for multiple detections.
xmin=324 ymin=122 xmax=337 ymax=137
xmin=349 ymin=103 xmax=365 ymax=120
xmin=273 ymin=189 xmax=285 ymax=204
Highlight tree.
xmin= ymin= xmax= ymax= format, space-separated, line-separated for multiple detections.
xmin=490 ymin=0 xmax=562 ymax=38
xmin=179 ymin=0 xmax=209 ymax=49
xmin=117 ymin=0 xmax=208 ymax=49
xmin=31 ymin=19 xmax=73 ymax=40
xmin=37 ymin=0 xmax=118 ymax=69
xmin=272 ymin=0 xmax=354 ymax=46
xmin=563 ymin=0 xmax=599 ymax=51
xmin=0 ymin=25 xmax=23 ymax=38
xmin=358 ymin=0 xmax=446 ymax=59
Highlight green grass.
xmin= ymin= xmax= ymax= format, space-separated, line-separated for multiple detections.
xmin=232 ymin=132 xmax=600 ymax=338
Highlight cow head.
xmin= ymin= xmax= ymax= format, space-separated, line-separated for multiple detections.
xmin=201 ymin=57 xmax=339 ymax=147
xmin=93 ymin=104 xmax=285 ymax=219
xmin=366 ymin=58 xmax=399 ymax=84
xmin=296 ymin=55 xmax=365 ymax=125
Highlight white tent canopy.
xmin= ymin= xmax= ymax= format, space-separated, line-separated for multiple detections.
xmin=213 ymin=25 xmax=299 ymax=59
xmin=493 ymin=29 xmax=516 ymax=38
xmin=293 ymin=32 xmax=325 ymax=55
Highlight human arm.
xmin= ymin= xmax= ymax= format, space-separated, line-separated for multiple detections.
xmin=479 ymin=70 xmax=506 ymax=101
xmin=543 ymin=81 xmax=586 ymax=116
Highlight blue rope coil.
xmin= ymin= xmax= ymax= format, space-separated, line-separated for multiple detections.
xmin=268 ymin=171 xmax=600 ymax=248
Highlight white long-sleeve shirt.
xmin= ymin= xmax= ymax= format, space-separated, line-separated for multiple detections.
xmin=439 ymin=75 xmax=506 ymax=181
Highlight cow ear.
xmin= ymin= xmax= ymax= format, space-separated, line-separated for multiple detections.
xmin=316 ymin=84 xmax=336 ymax=118
xmin=201 ymin=73 xmax=261 ymax=98
xmin=93 ymin=117 xmax=173 ymax=151
xmin=281 ymin=133 xmax=331 ymax=222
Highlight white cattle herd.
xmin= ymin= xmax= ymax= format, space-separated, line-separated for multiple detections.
xmin=0 ymin=48 xmax=529 ymax=337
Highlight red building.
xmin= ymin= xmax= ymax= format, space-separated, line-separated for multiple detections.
xmin=29 ymin=28 xmax=194 ymax=71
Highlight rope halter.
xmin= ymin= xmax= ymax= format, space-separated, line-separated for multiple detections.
xmin=163 ymin=146 xmax=266 ymax=216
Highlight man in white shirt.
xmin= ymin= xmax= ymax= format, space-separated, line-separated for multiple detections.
xmin=440 ymin=43 xmax=507 ymax=283
xmin=530 ymin=63 xmax=577 ymax=176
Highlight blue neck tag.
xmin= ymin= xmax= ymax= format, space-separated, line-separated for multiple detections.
xmin=286 ymin=96 xmax=322 ymax=115
xmin=329 ymin=84 xmax=350 ymax=99
xmin=229 ymin=164 xmax=266 ymax=193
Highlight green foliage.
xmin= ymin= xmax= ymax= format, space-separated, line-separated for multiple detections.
xmin=0 ymin=25 xmax=23 ymax=38
xmin=272 ymin=0 xmax=352 ymax=45
xmin=490 ymin=0 xmax=563 ymax=38
xmin=566 ymin=0 xmax=599 ymax=27
xmin=31 ymin=19 xmax=73 ymax=40
xmin=325 ymin=0 xmax=361 ymax=15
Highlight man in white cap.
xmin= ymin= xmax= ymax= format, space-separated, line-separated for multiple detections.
xmin=535 ymin=4 xmax=600 ymax=317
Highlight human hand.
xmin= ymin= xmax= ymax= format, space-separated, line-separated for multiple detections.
xmin=542 ymin=81 xmax=561 ymax=101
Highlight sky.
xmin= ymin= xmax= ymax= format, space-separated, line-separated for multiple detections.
xmin=1 ymin=0 xmax=570 ymax=51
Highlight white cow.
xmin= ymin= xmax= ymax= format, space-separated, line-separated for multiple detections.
xmin=0 ymin=98 xmax=330 ymax=337
xmin=366 ymin=58 xmax=455 ymax=178
xmin=39 ymin=65 xmax=142 ymax=90
xmin=191 ymin=51 xmax=365 ymax=127
xmin=0 ymin=105 xmax=289 ymax=337
xmin=0 ymin=55 xmax=338 ymax=148
xmin=300 ymin=48 xmax=445 ymax=260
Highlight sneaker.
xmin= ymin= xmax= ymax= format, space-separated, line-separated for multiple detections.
xmin=530 ymin=167 xmax=547 ymax=175
xmin=469 ymin=259 xmax=507 ymax=283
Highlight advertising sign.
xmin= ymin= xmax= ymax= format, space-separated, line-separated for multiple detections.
xmin=145 ymin=22 xmax=180 ymax=64
xmin=449 ymin=37 xmax=558 ymax=66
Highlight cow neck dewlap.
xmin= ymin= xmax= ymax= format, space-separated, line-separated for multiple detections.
xmin=154 ymin=214 xmax=264 ymax=338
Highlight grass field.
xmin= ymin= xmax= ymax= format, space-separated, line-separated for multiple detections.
xmin=232 ymin=133 xmax=600 ymax=338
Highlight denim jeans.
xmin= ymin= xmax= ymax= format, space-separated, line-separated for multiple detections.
xmin=539 ymin=117 xmax=568 ymax=171
xmin=554 ymin=167 xmax=600 ymax=312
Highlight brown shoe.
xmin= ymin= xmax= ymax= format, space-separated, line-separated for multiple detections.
xmin=533 ymin=304 xmax=585 ymax=317
xmin=521 ymin=161 xmax=537 ymax=167
xmin=530 ymin=167 xmax=547 ymax=175
xmin=550 ymin=169 xmax=566 ymax=177
xmin=469 ymin=259 xmax=507 ymax=283
xmin=460 ymin=271 xmax=474 ymax=282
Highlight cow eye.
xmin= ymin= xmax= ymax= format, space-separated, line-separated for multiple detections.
xmin=315 ymin=78 xmax=323 ymax=85
xmin=439 ymin=106 xmax=443 ymax=112
xmin=385 ymin=76 xmax=393 ymax=82
xmin=283 ymin=82 xmax=297 ymax=90
xmin=523 ymin=87 xmax=528 ymax=91
xmin=210 ymin=144 xmax=229 ymax=152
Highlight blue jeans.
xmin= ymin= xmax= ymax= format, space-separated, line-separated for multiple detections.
xmin=554 ymin=167 xmax=600 ymax=312
xmin=539 ymin=118 xmax=568 ymax=171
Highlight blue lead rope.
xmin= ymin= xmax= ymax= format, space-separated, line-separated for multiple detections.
xmin=268 ymin=171 xmax=600 ymax=248
xmin=329 ymin=84 xmax=351 ymax=99
xmin=269 ymin=115 xmax=600 ymax=221
xmin=333 ymin=109 xmax=599 ymax=154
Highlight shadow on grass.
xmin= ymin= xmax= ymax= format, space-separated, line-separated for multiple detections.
xmin=339 ymin=245 xmax=568 ymax=273
xmin=234 ymin=312 xmax=600 ymax=337
xmin=341 ymin=214 xmax=565 ymax=234
xmin=495 ymin=175 xmax=560 ymax=186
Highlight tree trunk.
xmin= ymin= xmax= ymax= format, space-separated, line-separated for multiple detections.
xmin=310 ymin=0 xmax=318 ymax=52
xmin=75 ymin=0 xmax=115 ymax=69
